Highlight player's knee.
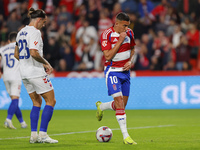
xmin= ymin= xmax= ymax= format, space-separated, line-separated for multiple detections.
xmin=33 ymin=100 xmax=42 ymax=107
xmin=38 ymin=99 xmax=42 ymax=106
xmin=48 ymin=98 xmax=56 ymax=107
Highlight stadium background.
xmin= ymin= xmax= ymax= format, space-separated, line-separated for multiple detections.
xmin=0 ymin=0 xmax=200 ymax=110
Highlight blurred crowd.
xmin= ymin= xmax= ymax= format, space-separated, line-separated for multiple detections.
xmin=0 ymin=0 xmax=200 ymax=72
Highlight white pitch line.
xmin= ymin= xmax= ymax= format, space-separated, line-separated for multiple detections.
xmin=0 ymin=124 xmax=175 ymax=140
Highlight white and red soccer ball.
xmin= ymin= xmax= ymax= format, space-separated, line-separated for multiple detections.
xmin=96 ymin=126 xmax=113 ymax=142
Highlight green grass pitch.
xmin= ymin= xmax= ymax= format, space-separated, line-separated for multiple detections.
xmin=0 ymin=109 xmax=200 ymax=150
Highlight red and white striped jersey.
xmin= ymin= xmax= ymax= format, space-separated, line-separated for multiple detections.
xmin=100 ymin=26 xmax=135 ymax=71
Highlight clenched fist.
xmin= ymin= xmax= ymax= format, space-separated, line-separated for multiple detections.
xmin=119 ymin=32 xmax=127 ymax=43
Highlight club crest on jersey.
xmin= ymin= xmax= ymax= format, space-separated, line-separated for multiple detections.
xmin=102 ymin=41 xmax=107 ymax=47
xmin=113 ymin=84 xmax=117 ymax=90
xmin=34 ymin=41 xmax=38 ymax=45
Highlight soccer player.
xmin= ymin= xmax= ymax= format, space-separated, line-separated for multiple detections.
xmin=96 ymin=12 xmax=137 ymax=145
xmin=0 ymin=32 xmax=27 ymax=129
xmin=14 ymin=8 xmax=58 ymax=144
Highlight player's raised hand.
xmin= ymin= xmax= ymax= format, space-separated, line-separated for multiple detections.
xmin=43 ymin=64 xmax=53 ymax=75
xmin=119 ymin=32 xmax=127 ymax=43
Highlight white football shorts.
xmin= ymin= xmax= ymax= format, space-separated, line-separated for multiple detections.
xmin=4 ymin=80 xmax=21 ymax=97
xmin=22 ymin=75 xmax=54 ymax=94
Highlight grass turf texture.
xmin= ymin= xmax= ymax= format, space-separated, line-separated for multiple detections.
xmin=0 ymin=109 xmax=200 ymax=150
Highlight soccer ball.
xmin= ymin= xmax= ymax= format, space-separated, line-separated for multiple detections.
xmin=96 ymin=126 xmax=113 ymax=142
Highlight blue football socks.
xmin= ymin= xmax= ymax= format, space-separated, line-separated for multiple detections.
xmin=30 ymin=106 xmax=41 ymax=131
xmin=40 ymin=105 xmax=54 ymax=132
xmin=7 ymin=99 xmax=18 ymax=120
xmin=15 ymin=106 xmax=24 ymax=123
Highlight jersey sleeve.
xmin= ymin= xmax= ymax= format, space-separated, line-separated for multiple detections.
xmin=100 ymin=30 xmax=111 ymax=51
xmin=29 ymin=31 xmax=42 ymax=50
xmin=128 ymin=29 xmax=136 ymax=47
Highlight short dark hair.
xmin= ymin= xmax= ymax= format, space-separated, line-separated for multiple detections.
xmin=27 ymin=7 xmax=46 ymax=19
xmin=8 ymin=32 xmax=17 ymax=42
xmin=116 ymin=12 xmax=130 ymax=21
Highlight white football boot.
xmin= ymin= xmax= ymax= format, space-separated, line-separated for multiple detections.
xmin=38 ymin=135 xmax=58 ymax=143
xmin=30 ymin=136 xmax=39 ymax=143
xmin=21 ymin=121 xmax=28 ymax=128
xmin=4 ymin=119 xmax=16 ymax=129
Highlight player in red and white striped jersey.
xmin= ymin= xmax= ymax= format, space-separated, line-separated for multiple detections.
xmin=96 ymin=12 xmax=137 ymax=145
xmin=101 ymin=26 xmax=135 ymax=70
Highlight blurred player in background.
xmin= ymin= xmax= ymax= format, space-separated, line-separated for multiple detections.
xmin=15 ymin=7 xmax=58 ymax=144
xmin=0 ymin=32 xmax=27 ymax=129
xmin=96 ymin=12 xmax=137 ymax=145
